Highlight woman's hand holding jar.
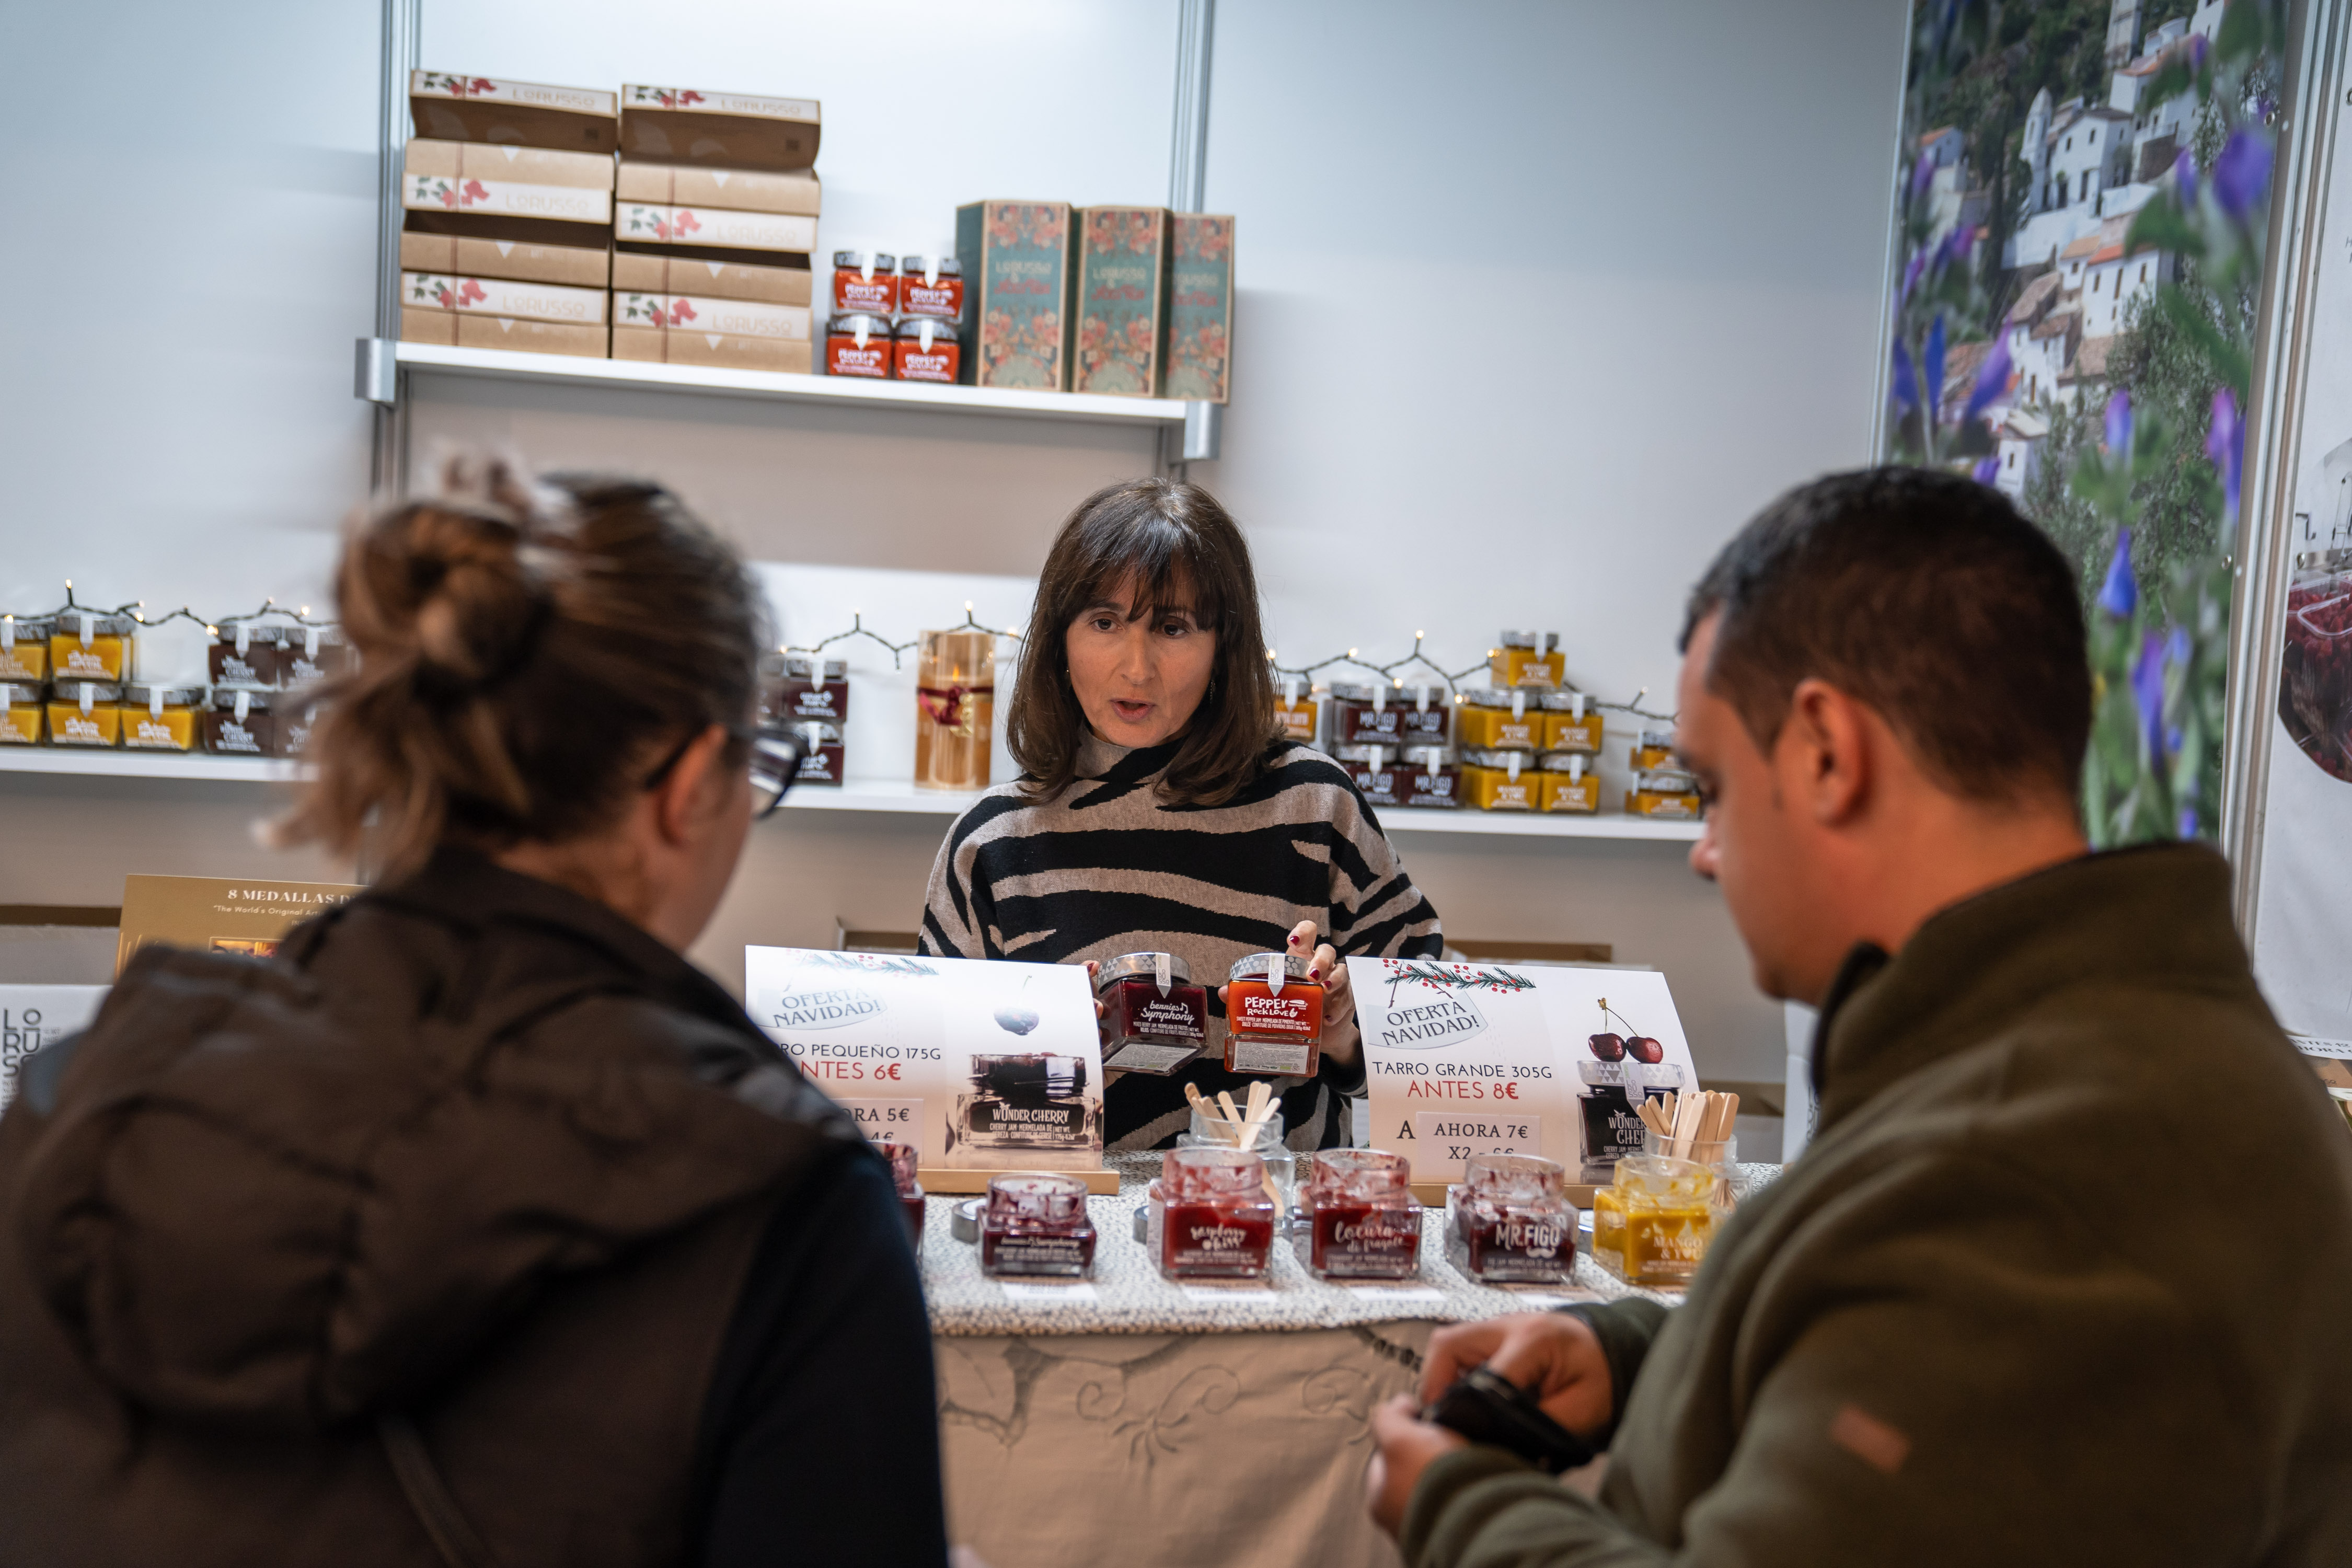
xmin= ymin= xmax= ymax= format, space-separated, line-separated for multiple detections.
xmin=1219 ymin=919 xmax=1358 ymax=1068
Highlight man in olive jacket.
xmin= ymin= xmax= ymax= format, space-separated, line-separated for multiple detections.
xmin=1368 ymin=469 xmax=2352 ymax=1566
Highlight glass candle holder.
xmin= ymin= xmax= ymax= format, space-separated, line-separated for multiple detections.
xmin=1446 ymin=1152 xmax=1576 ymax=1284
xmin=878 ymin=1139 xmax=925 ymax=1243
xmin=914 ymin=628 xmax=996 ymax=790
xmin=1096 ymin=952 xmax=1208 ymax=1075
xmin=1224 ymin=952 xmax=1324 ymax=1077
xmin=1294 ymin=1149 xmax=1422 ymax=1279
xmin=978 ymin=1171 xmax=1097 ymax=1278
xmin=1596 ymin=1153 xmax=1716 ymax=1287
xmin=1150 ymin=1146 xmax=1276 ymax=1280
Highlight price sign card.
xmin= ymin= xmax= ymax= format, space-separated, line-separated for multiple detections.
xmin=1350 ymin=958 xmax=1700 ymax=1186
xmin=744 ymin=947 xmax=1105 ymax=1172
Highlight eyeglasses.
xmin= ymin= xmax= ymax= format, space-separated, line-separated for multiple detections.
xmin=643 ymin=721 xmax=808 ymax=820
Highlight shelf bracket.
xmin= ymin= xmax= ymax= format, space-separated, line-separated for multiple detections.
xmin=356 ymin=337 xmax=399 ymax=406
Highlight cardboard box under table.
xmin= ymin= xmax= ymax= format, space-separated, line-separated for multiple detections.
xmin=409 ymin=71 xmax=617 ymax=154
xmin=611 ymin=292 xmax=810 ymax=372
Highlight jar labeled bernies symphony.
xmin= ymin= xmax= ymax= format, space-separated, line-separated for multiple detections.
xmin=978 ymin=1171 xmax=1097 ymax=1279
xmin=1225 ymin=952 xmax=1324 ymax=1077
xmin=947 ymin=1053 xmax=1100 ymax=1159
xmin=831 ymin=250 xmax=898 ymax=316
xmin=825 ymin=313 xmax=893 ymax=378
xmin=897 ymin=255 xmax=963 ymax=320
xmin=1096 ymin=952 xmax=1209 ymax=1075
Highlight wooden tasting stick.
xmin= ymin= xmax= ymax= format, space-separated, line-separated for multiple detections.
xmin=1638 ymin=1098 xmax=1669 ymax=1137
xmin=1671 ymin=1091 xmax=1703 ymax=1161
xmin=1217 ymin=1089 xmax=1245 ymax=1128
xmin=1246 ymin=1079 xmax=1271 ymax=1129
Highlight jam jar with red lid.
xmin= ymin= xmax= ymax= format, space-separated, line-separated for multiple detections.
xmin=1225 ymin=952 xmax=1324 ymax=1077
xmin=892 ymin=315 xmax=961 ymax=384
xmin=897 ymin=254 xmax=964 ymax=321
xmin=831 ymin=250 xmax=898 ymax=316
xmin=825 ymin=313 xmax=893 ymax=378
xmin=1095 ymin=952 xmax=1209 ymax=1075
xmin=879 ymin=1140 xmax=925 ymax=1242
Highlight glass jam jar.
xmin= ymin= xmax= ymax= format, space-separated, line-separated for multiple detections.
xmin=1404 ymin=746 xmax=1461 ymax=809
xmin=897 ymin=255 xmax=963 ymax=320
xmin=825 ymin=312 xmax=893 ymax=378
xmin=1538 ymin=751 xmax=1598 ymax=814
xmin=1096 ymin=952 xmax=1209 ymax=1075
xmin=121 ymin=683 xmax=204 ymax=751
xmin=831 ymin=250 xmax=898 ymax=316
xmin=788 ymin=720 xmax=844 ymax=786
xmin=1224 ymin=952 xmax=1324 ymax=1077
xmin=283 ymin=624 xmax=350 ymax=687
xmin=1149 ymin=1146 xmax=1276 ymax=1280
xmin=1273 ymin=674 xmax=1318 ymax=745
xmin=52 ymin=613 xmax=135 ymax=683
xmin=1595 ymin=1154 xmax=1716 ymax=1287
xmin=1540 ymin=690 xmax=1602 ymax=754
xmin=878 ymin=1140 xmax=925 ymax=1242
xmin=1456 ymin=688 xmax=1540 ymax=752
xmin=0 ymin=616 xmax=52 ymax=682
xmin=1330 ymin=682 xmax=1450 ymax=747
xmin=1627 ymin=768 xmax=1703 ymax=819
xmin=892 ymin=315 xmax=961 ymax=383
xmin=210 ymin=622 xmax=286 ymax=689
xmin=1631 ymin=729 xmax=1677 ymax=770
xmin=760 ymin=653 xmax=849 ymax=724
xmin=1489 ymin=630 xmax=1565 ymax=689
xmin=1446 ymin=1152 xmax=1576 ymax=1283
xmin=47 ymin=682 xmax=122 ymax=747
xmin=978 ymin=1171 xmax=1097 ymax=1279
xmin=1293 ymin=1149 xmax=1422 ymax=1280
xmin=204 ymin=688 xmax=278 ymax=756
xmin=1 ymin=681 xmax=42 ymax=744
xmin=1577 ymin=1060 xmax=1681 ymax=1182
xmin=1336 ymin=744 xmax=1403 ymax=808
xmin=1461 ymin=749 xmax=1537 ymax=811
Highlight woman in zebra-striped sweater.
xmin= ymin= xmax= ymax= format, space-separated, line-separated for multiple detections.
xmin=919 ymin=479 xmax=1443 ymax=1150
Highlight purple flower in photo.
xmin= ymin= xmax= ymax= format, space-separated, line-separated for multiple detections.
xmin=2132 ymin=629 xmax=2167 ymax=757
xmin=1926 ymin=314 xmax=1947 ymax=423
xmin=2178 ymin=804 xmax=2200 ymax=838
xmin=2173 ymin=147 xmax=2199 ymax=209
xmin=1974 ymin=454 xmax=2001 ymax=486
xmin=2212 ymin=129 xmax=2273 ymax=223
xmin=1964 ymin=332 xmax=2012 ymax=422
xmin=2187 ymin=33 xmax=2209 ymax=72
xmin=2105 ymin=388 xmax=2134 ymax=459
xmin=2097 ymin=528 xmax=2137 ymax=619
xmin=2207 ymin=387 xmax=2244 ymax=525
xmin=1892 ymin=339 xmax=1919 ymax=413
xmin=1941 ymin=223 xmax=1979 ymax=271
xmin=1911 ymin=149 xmax=1937 ymax=203
xmin=1902 ymin=247 xmax=1928 ymax=304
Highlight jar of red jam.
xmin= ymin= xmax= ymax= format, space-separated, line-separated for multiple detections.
xmin=760 ymin=653 xmax=849 ymax=724
xmin=790 ymin=720 xmax=844 ymax=786
xmin=1294 ymin=1149 xmax=1423 ymax=1280
xmin=1225 ymin=952 xmax=1324 ymax=1077
xmin=825 ymin=313 xmax=893 ymax=378
xmin=831 ymin=250 xmax=898 ymax=316
xmin=978 ymin=1171 xmax=1097 ymax=1278
xmin=1149 ymin=1146 xmax=1276 ymax=1280
xmin=879 ymin=1140 xmax=925 ymax=1242
xmin=1446 ymin=1152 xmax=1576 ymax=1283
xmin=892 ymin=315 xmax=962 ymax=384
xmin=1337 ymin=744 xmax=1403 ymax=809
xmin=1404 ymin=746 xmax=1461 ymax=809
xmin=1331 ymin=682 xmax=1449 ymax=747
xmin=1096 ymin=952 xmax=1208 ymax=1075
xmin=898 ymin=254 xmax=963 ymax=320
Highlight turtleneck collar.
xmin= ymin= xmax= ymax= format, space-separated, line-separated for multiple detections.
xmin=1076 ymin=730 xmax=1182 ymax=781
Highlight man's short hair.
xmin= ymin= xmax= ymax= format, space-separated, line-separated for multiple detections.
xmin=1681 ymin=467 xmax=2091 ymax=805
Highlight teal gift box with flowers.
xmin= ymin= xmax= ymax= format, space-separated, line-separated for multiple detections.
xmin=1163 ymin=214 xmax=1233 ymax=404
xmin=956 ymin=201 xmax=1076 ymax=391
xmin=1073 ymin=207 xmax=1172 ymax=397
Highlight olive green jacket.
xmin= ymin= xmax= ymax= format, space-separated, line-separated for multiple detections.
xmin=1404 ymin=846 xmax=2352 ymax=1567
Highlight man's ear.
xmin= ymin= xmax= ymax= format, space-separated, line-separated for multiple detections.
xmin=651 ymin=724 xmax=733 ymax=846
xmin=1782 ymin=678 xmax=1872 ymax=826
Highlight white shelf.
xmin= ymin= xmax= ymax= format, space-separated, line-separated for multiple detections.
xmin=392 ymin=342 xmax=1192 ymax=426
xmin=0 ymin=754 xmax=1703 ymax=840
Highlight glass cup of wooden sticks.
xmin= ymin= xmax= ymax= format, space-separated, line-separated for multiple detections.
xmin=1638 ymin=1088 xmax=1740 ymax=1216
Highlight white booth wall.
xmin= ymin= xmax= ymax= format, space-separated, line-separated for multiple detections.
xmin=0 ymin=1 xmax=1906 ymax=1120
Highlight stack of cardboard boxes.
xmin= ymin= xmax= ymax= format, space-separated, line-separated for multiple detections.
xmin=398 ymin=73 xmax=618 ymax=360
xmin=958 ymin=204 xmax=1233 ymax=400
xmin=611 ymin=87 xmax=821 ymax=373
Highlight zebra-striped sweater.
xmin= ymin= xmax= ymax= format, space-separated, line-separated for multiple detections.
xmin=919 ymin=733 xmax=1445 ymax=1150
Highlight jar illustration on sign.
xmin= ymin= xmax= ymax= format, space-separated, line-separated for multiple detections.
xmin=947 ymin=1052 xmax=1100 ymax=1157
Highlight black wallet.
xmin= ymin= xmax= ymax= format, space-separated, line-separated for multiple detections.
xmin=1421 ymin=1365 xmax=1598 ymax=1474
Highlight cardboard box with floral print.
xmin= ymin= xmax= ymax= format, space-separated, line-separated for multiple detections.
xmin=1072 ymin=206 xmax=1171 ymax=397
xmin=1164 ymin=214 xmax=1234 ymax=403
xmin=611 ymin=251 xmax=810 ymax=306
xmin=619 ymin=85 xmax=821 ymax=172
xmin=400 ymin=272 xmax=607 ymax=327
xmin=613 ymin=292 xmax=808 ymax=341
xmin=612 ymin=325 xmax=810 ymax=374
xmin=399 ymin=232 xmax=610 ymax=290
xmin=954 ymin=201 xmax=1076 ymax=391
xmin=399 ymin=309 xmax=607 ymax=360
xmin=616 ymin=203 xmax=815 ymax=260
xmin=409 ymin=71 xmax=617 ymax=154
xmin=616 ymin=159 xmax=820 ymax=218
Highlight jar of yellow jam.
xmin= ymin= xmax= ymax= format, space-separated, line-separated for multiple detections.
xmin=1540 ymin=690 xmax=1602 ymax=754
xmin=1461 ymin=748 xmax=1537 ymax=811
xmin=1489 ymin=630 xmax=1564 ymax=690
xmin=50 ymin=613 xmax=134 ymax=683
xmin=1273 ymin=674 xmax=1318 ymax=746
xmin=1 ymin=681 xmax=43 ymax=744
xmin=1457 ymin=688 xmax=1540 ymax=752
xmin=121 ymin=683 xmax=205 ymax=751
xmin=1626 ymin=768 xmax=1703 ymax=819
xmin=0 ymin=616 xmax=52 ymax=682
xmin=48 ymin=682 xmax=124 ymax=747
xmin=1631 ymin=729 xmax=1676 ymax=771
xmin=1538 ymin=752 xmax=1599 ymax=814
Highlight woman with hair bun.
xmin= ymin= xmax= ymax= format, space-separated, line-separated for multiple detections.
xmin=921 ymin=477 xmax=1445 ymax=1151
xmin=0 ymin=457 xmax=948 ymax=1568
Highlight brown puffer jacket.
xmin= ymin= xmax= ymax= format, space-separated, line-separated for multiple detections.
xmin=0 ymin=850 xmax=874 ymax=1567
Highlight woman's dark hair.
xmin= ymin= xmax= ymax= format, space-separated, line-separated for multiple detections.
xmin=276 ymin=454 xmax=764 ymax=878
xmin=1007 ymin=478 xmax=1277 ymax=805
